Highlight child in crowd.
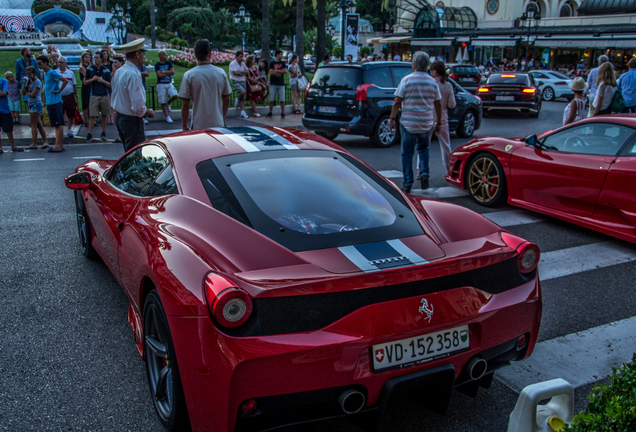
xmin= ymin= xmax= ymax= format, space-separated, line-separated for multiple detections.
xmin=5 ymin=72 xmax=21 ymax=124
xmin=21 ymin=66 xmax=48 ymax=149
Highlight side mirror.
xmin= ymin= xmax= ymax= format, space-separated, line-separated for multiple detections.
xmin=537 ymin=81 xmax=544 ymax=86
xmin=524 ymin=134 xmax=538 ymax=146
xmin=65 ymin=172 xmax=92 ymax=190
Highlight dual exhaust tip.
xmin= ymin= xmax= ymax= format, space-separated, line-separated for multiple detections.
xmin=466 ymin=356 xmax=488 ymax=381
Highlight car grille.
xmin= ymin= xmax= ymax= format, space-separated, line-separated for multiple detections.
xmin=224 ymin=257 xmax=535 ymax=337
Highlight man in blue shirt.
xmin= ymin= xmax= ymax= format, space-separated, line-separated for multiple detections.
xmin=83 ymin=52 xmax=112 ymax=143
xmin=37 ymin=55 xmax=68 ymax=152
xmin=0 ymin=75 xmax=22 ymax=153
xmin=154 ymin=51 xmax=178 ymax=123
xmin=618 ymin=58 xmax=636 ymax=113
xmin=15 ymin=47 xmax=39 ymax=102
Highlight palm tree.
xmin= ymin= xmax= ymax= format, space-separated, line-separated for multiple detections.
xmin=316 ymin=0 xmax=325 ymax=66
xmin=296 ymin=0 xmax=305 ymax=72
xmin=262 ymin=0 xmax=270 ymax=62
xmin=149 ymin=0 xmax=157 ymax=49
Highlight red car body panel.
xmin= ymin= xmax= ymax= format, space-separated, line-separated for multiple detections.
xmin=68 ymin=127 xmax=542 ymax=432
xmin=446 ymin=115 xmax=636 ymax=243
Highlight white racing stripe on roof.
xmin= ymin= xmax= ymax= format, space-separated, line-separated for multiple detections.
xmin=539 ymin=241 xmax=636 ymax=281
xmin=496 ymin=316 xmax=636 ymax=392
xmin=386 ymin=239 xmax=429 ymax=266
xmin=482 ymin=210 xmax=547 ymax=227
xmin=211 ymin=128 xmax=261 ymax=152
xmin=14 ymin=158 xmax=45 ymax=161
xmin=248 ymin=126 xmax=300 ymax=150
xmin=338 ymin=246 xmax=379 ymax=272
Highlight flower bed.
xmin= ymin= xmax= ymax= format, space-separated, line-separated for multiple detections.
xmin=163 ymin=48 xmax=234 ymax=68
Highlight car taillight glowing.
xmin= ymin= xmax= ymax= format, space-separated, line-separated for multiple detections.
xmin=355 ymin=83 xmax=375 ymax=101
xmin=204 ymin=273 xmax=253 ymax=328
xmin=450 ymin=74 xmax=458 ymax=81
xmin=522 ymin=88 xmax=536 ymax=93
xmin=502 ymin=74 xmax=516 ymax=77
xmin=305 ymin=84 xmax=311 ymax=99
xmin=501 ymin=232 xmax=541 ymax=274
xmin=478 ymin=88 xmax=489 ymax=93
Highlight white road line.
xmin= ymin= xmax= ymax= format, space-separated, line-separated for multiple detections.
xmin=72 ymin=156 xmax=102 ymax=160
xmin=13 ymin=158 xmax=45 ymax=161
xmin=482 ymin=210 xmax=547 ymax=227
xmin=539 ymin=241 xmax=636 ymax=281
xmin=378 ymin=170 xmax=403 ymax=178
xmin=145 ymin=129 xmax=183 ymax=137
xmin=496 ymin=316 xmax=636 ymax=392
xmin=410 ymin=187 xmax=470 ymax=199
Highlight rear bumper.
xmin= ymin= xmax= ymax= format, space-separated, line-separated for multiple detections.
xmin=483 ymin=101 xmax=539 ymax=112
xmin=302 ymin=115 xmax=374 ymax=136
xmin=169 ymin=278 xmax=541 ymax=432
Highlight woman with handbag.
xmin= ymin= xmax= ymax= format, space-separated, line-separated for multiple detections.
xmin=245 ymin=55 xmax=264 ymax=117
xmin=593 ymin=62 xmax=617 ymax=116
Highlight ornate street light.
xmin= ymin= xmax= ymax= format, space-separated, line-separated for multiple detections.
xmin=108 ymin=3 xmax=132 ymax=45
xmin=519 ymin=6 xmax=541 ymax=70
xmin=234 ymin=4 xmax=251 ymax=54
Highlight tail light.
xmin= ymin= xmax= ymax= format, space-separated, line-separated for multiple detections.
xmin=355 ymin=83 xmax=375 ymax=101
xmin=476 ymin=75 xmax=481 ymax=82
xmin=501 ymin=232 xmax=541 ymax=274
xmin=478 ymin=88 xmax=489 ymax=93
xmin=555 ymin=82 xmax=567 ymax=86
xmin=305 ymin=84 xmax=311 ymax=99
xmin=204 ymin=273 xmax=253 ymax=328
xmin=450 ymin=74 xmax=458 ymax=81
xmin=522 ymin=88 xmax=536 ymax=93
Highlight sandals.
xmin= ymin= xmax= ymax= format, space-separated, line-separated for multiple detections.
xmin=294 ymin=110 xmax=302 ymax=115
xmin=11 ymin=147 xmax=24 ymax=152
xmin=40 ymin=144 xmax=49 ymax=149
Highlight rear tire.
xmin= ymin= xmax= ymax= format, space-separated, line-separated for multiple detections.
xmin=530 ymin=99 xmax=542 ymax=118
xmin=456 ymin=110 xmax=476 ymax=138
xmin=74 ymin=191 xmax=97 ymax=259
xmin=466 ymin=153 xmax=507 ymax=207
xmin=372 ymin=114 xmax=398 ymax=148
xmin=315 ymin=131 xmax=339 ymax=140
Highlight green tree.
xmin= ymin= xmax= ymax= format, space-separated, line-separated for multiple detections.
xmin=262 ymin=0 xmax=270 ymax=62
xmin=179 ymin=23 xmax=197 ymax=44
xmin=166 ymin=7 xmax=215 ymax=39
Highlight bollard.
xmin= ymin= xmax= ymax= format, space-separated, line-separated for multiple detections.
xmin=507 ymin=378 xmax=574 ymax=432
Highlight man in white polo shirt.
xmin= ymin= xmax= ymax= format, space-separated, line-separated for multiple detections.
xmin=389 ymin=51 xmax=442 ymax=192
xmin=55 ymin=56 xmax=77 ymax=138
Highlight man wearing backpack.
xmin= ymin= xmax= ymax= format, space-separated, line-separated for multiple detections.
xmin=618 ymin=58 xmax=636 ymax=113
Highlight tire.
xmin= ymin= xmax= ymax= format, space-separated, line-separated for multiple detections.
xmin=456 ymin=110 xmax=476 ymax=138
xmin=315 ymin=131 xmax=339 ymax=140
xmin=466 ymin=153 xmax=507 ymax=207
xmin=144 ymin=291 xmax=190 ymax=431
xmin=542 ymin=87 xmax=555 ymax=101
xmin=74 ymin=191 xmax=97 ymax=259
xmin=530 ymin=99 xmax=541 ymax=118
xmin=371 ymin=114 xmax=398 ymax=148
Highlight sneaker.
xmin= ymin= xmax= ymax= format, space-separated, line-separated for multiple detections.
xmin=86 ymin=133 xmax=92 ymax=143
xmin=67 ymin=131 xmax=74 ymax=138
xmin=234 ymin=98 xmax=239 ymax=109
xmin=420 ymin=177 xmax=429 ymax=190
xmin=281 ymin=113 xmax=285 ymax=119
xmin=167 ymin=105 xmax=172 ymax=112
xmin=100 ymin=132 xmax=107 ymax=141
xmin=254 ymin=113 xmax=261 ymax=118
xmin=166 ymin=116 xmax=174 ymax=124
xmin=143 ymin=118 xmax=149 ymax=124
xmin=266 ymin=112 xmax=273 ymax=118
xmin=240 ymin=111 xmax=249 ymax=119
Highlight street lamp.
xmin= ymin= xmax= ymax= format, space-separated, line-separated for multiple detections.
xmin=339 ymin=0 xmax=355 ymax=60
xmin=234 ymin=4 xmax=251 ymax=54
xmin=519 ymin=7 xmax=541 ymax=70
xmin=108 ymin=3 xmax=132 ymax=45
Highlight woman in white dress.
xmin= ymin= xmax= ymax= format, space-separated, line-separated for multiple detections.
xmin=430 ymin=61 xmax=456 ymax=171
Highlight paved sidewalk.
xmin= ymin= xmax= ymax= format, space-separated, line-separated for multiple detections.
xmin=0 ymin=106 xmax=306 ymax=150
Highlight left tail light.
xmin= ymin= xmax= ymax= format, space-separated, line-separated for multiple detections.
xmin=522 ymin=88 xmax=536 ymax=93
xmin=204 ymin=273 xmax=253 ymax=328
xmin=501 ymin=232 xmax=540 ymax=274
xmin=305 ymin=83 xmax=311 ymax=99
xmin=355 ymin=83 xmax=375 ymax=101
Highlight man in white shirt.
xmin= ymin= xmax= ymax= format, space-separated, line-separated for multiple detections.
xmin=111 ymin=38 xmax=155 ymax=152
xmin=586 ymin=55 xmax=609 ymax=117
xmin=179 ymin=39 xmax=231 ymax=130
xmin=229 ymin=51 xmax=249 ymax=118
xmin=55 ymin=56 xmax=77 ymax=138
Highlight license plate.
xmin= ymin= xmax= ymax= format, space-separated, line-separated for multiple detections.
xmin=372 ymin=325 xmax=469 ymax=372
xmin=462 ymin=78 xmax=473 ymax=82
xmin=318 ymin=106 xmax=337 ymax=113
xmin=496 ymin=96 xmax=515 ymax=101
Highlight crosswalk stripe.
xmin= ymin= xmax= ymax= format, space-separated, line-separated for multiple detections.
xmin=378 ymin=170 xmax=403 ymax=178
xmin=496 ymin=316 xmax=636 ymax=392
xmin=410 ymin=187 xmax=470 ymax=199
xmin=14 ymin=158 xmax=45 ymax=161
xmin=539 ymin=241 xmax=636 ymax=281
xmin=482 ymin=210 xmax=547 ymax=227
xmin=145 ymin=129 xmax=183 ymax=137
xmin=72 ymin=156 xmax=102 ymax=160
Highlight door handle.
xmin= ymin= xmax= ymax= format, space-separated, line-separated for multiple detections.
xmin=603 ymin=158 xmax=615 ymax=164
xmin=117 ymin=222 xmax=124 ymax=232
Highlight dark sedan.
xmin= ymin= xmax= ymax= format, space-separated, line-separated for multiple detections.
xmin=477 ymin=73 xmax=541 ymax=118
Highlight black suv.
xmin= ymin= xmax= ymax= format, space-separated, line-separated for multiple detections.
xmin=302 ymin=62 xmax=482 ymax=147
xmin=445 ymin=63 xmax=483 ymax=94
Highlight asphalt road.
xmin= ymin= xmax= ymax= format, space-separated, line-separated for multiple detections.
xmin=1 ymin=100 xmax=634 ymax=431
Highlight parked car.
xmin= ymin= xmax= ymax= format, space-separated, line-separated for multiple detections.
xmin=445 ymin=63 xmax=483 ymax=94
xmin=477 ymin=73 xmax=542 ymax=117
xmin=303 ymin=62 xmax=482 ymax=147
xmin=303 ymin=56 xmax=316 ymax=73
xmin=529 ymin=70 xmax=574 ymax=101
xmin=65 ymin=126 xmax=542 ymax=432
xmin=446 ymin=115 xmax=636 ymax=243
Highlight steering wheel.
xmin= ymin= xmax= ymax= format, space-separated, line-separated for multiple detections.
xmin=563 ymin=136 xmax=585 ymax=152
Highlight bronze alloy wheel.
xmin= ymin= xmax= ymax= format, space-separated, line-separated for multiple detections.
xmin=467 ymin=153 xmax=507 ymax=207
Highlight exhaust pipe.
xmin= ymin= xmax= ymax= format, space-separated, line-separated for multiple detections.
xmin=467 ymin=357 xmax=488 ymax=381
xmin=338 ymin=389 xmax=366 ymax=414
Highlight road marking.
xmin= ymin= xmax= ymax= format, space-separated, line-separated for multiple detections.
xmin=496 ymin=316 xmax=636 ymax=392
xmin=72 ymin=156 xmax=102 ymax=160
xmin=13 ymin=158 xmax=45 ymax=161
xmin=145 ymin=129 xmax=183 ymax=137
xmin=482 ymin=210 xmax=547 ymax=227
xmin=410 ymin=187 xmax=470 ymax=199
xmin=378 ymin=170 xmax=403 ymax=178
xmin=539 ymin=241 xmax=636 ymax=281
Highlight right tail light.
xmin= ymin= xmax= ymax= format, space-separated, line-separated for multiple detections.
xmin=502 ymin=232 xmax=540 ymax=274
xmin=204 ymin=273 xmax=253 ymax=329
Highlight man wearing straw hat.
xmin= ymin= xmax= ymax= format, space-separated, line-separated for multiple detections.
xmin=111 ymin=38 xmax=154 ymax=152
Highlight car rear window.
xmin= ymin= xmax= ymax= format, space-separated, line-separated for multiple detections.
xmin=548 ymin=71 xmax=571 ymax=80
xmin=487 ymin=74 xmax=530 ymax=85
xmin=364 ymin=67 xmax=393 ymax=87
xmin=311 ymin=67 xmax=362 ymax=91
xmin=451 ymin=66 xmax=479 ymax=74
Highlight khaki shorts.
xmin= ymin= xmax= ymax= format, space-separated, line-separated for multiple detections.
xmin=89 ymin=95 xmax=111 ymax=117
xmin=269 ymin=85 xmax=285 ymax=103
xmin=157 ymin=83 xmax=178 ymax=104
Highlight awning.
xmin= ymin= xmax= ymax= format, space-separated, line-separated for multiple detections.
xmin=471 ymin=38 xmax=519 ymax=47
xmin=369 ymin=38 xmax=383 ymax=44
xmin=411 ymin=38 xmax=454 ymax=47
xmin=378 ymin=36 xmax=411 ymax=44
xmin=534 ymin=38 xmax=635 ymax=49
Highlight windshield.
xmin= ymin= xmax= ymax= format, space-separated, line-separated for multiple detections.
xmin=311 ymin=67 xmax=362 ymax=91
xmin=487 ymin=74 xmax=530 ymax=85
xmin=548 ymin=71 xmax=571 ymax=80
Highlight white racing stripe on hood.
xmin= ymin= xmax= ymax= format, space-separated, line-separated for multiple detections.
xmin=248 ymin=126 xmax=300 ymax=150
xmin=212 ymin=127 xmax=261 ymax=152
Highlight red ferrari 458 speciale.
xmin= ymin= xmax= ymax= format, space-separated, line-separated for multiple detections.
xmin=446 ymin=114 xmax=636 ymax=244
xmin=66 ymin=126 xmax=541 ymax=432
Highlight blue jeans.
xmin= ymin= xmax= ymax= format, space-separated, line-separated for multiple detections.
xmin=400 ymin=124 xmax=431 ymax=188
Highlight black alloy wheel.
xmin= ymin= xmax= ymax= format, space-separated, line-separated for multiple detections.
xmin=74 ymin=191 xmax=97 ymax=259
xmin=467 ymin=153 xmax=507 ymax=207
xmin=315 ymin=131 xmax=339 ymax=140
xmin=144 ymin=291 xmax=190 ymax=431
xmin=456 ymin=110 xmax=476 ymax=138
xmin=372 ymin=114 xmax=398 ymax=148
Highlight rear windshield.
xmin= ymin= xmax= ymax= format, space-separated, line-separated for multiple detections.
xmin=548 ymin=71 xmax=570 ymax=80
xmin=451 ymin=66 xmax=479 ymax=74
xmin=311 ymin=67 xmax=362 ymax=91
xmin=487 ymin=74 xmax=530 ymax=85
